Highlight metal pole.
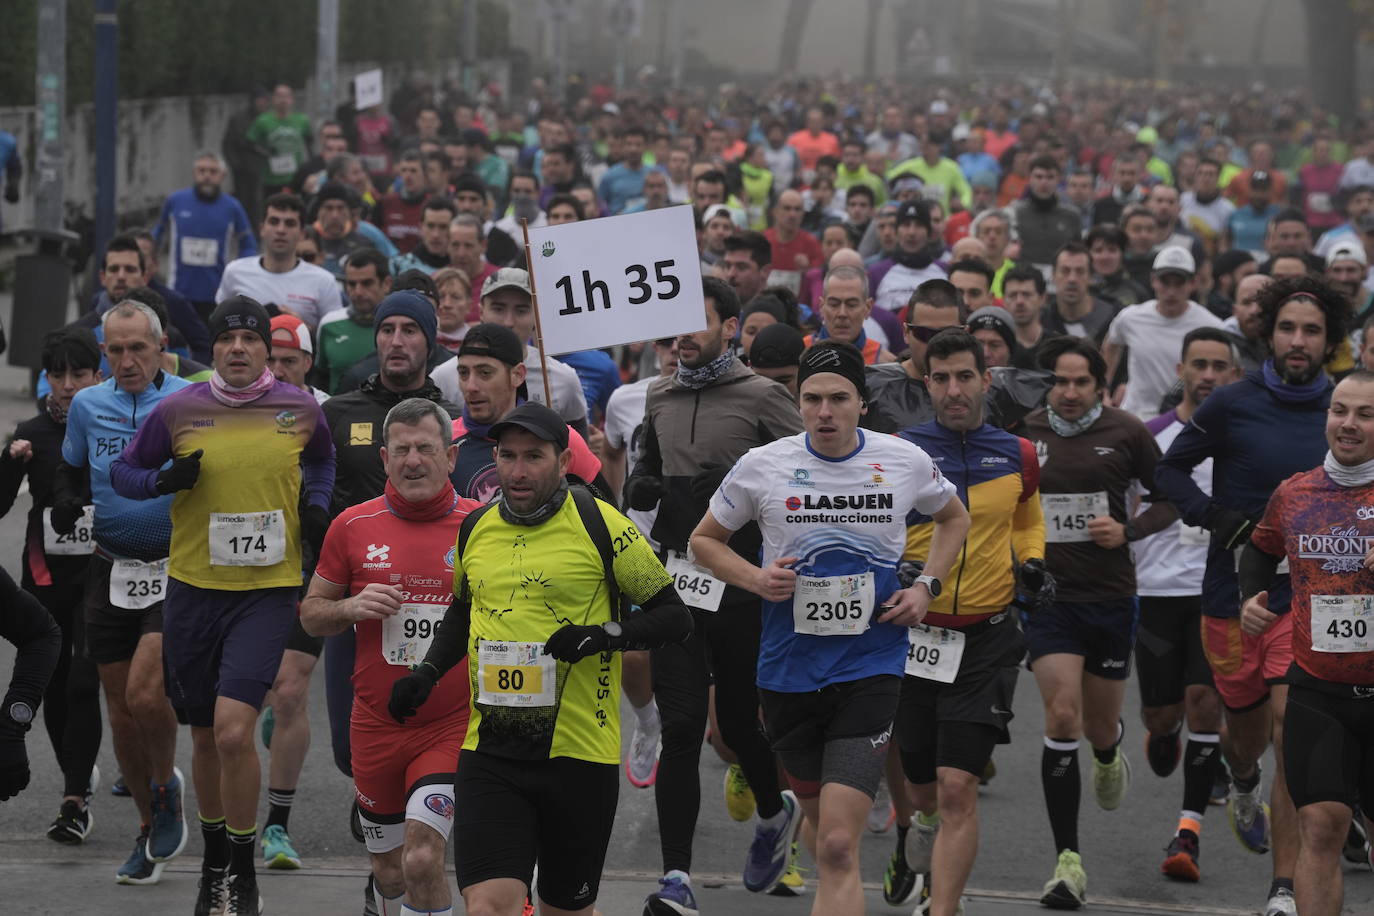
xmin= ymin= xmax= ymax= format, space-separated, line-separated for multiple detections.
xmin=316 ymin=0 xmax=339 ymax=125
xmin=33 ymin=0 xmax=66 ymax=234
xmin=93 ymin=0 xmax=118 ymax=263
xmin=463 ymin=0 xmax=479 ymax=97
xmin=521 ymin=219 xmax=555 ymax=406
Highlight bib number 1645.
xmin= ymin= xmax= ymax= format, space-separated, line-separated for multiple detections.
xmin=555 ymin=260 xmax=680 ymax=315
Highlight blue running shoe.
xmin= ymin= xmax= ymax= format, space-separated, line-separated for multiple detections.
xmin=147 ymin=765 xmax=188 ymax=861
xmin=115 ymin=828 xmax=166 ymax=885
xmin=260 ymin=707 xmax=275 ymax=750
xmin=642 ymin=872 xmax=698 ymax=916
xmin=743 ymin=789 xmax=802 ymax=893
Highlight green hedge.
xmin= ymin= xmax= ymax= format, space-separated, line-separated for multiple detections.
xmin=0 ymin=0 xmax=509 ymax=106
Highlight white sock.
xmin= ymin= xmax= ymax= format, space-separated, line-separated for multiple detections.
xmin=634 ymin=698 xmax=660 ymax=727
xmin=665 ymin=868 xmax=691 ymax=885
xmin=401 ymin=906 xmax=451 ymax=915
xmin=374 ymin=878 xmax=404 ymax=916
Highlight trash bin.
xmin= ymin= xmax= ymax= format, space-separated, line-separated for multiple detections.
xmin=2 ymin=228 xmax=79 ymax=371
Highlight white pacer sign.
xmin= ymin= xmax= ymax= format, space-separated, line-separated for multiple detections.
xmin=527 ymin=206 xmax=706 ymax=355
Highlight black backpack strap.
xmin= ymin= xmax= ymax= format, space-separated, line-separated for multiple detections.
xmin=457 ymin=501 xmax=497 ymax=560
xmin=570 ymin=485 xmax=623 ymax=624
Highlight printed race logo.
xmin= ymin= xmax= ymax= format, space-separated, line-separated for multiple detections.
xmin=424 ymin=793 xmax=455 ymax=820
xmin=275 ymin=410 xmax=297 ymax=428
xmin=786 ymin=496 xmax=802 ymax=511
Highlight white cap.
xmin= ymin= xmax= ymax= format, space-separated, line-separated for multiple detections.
xmin=1152 ymin=245 xmax=1195 ymax=276
xmin=702 ymin=203 xmax=734 ymax=226
xmin=1327 ymin=239 xmax=1368 ymax=268
xmin=929 ymin=99 xmax=950 ymax=115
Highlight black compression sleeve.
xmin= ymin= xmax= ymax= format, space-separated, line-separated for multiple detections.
xmin=0 ymin=568 xmax=61 ymax=711
xmin=1238 ymin=542 xmax=1283 ymax=603
xmin=420 ymin=587 xmax=472 ymax=677
xmin=610 ymin=584 xmax=692 ymax=651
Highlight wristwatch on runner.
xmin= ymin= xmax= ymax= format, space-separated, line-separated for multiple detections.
xmin=602 ymin=621 xmax=624 ymax=640
xmin=6 ymin=701 xmax=34 ymax=731
xmin=913 ymin=575 xmax=942 ymax=598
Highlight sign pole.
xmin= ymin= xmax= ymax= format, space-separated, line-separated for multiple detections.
xmin=521 ymin=219 xmax=555 ymax=406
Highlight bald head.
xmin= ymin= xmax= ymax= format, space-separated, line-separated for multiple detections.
xmin=951 ymin=237 xmax=989 ymax=262
xmin=774 ymin=189 xmax=804 ymax=232
xmin=828 ymin=247 xmax=864 ymax=270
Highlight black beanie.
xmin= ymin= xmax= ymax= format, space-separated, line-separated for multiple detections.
xmin=208 ymin=296 xmax=272 ymax=350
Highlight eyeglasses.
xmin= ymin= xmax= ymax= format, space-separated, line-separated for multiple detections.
xmin=906 ymin=324 xmax=960 ymax=343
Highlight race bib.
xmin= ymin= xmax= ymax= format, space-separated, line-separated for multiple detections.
xmin=208 ymin=510 xmax=286 ymax=567
xmin=665 ymin=551 xmax=725 ymax=613
xmin=359 ymin=153 xmax=389 ymax=174
xmin=109 ymin=557 xmax=168 ymax=610
xmin=904 ymin=624 xmax=966 ymax=683
xmin=1178 ymin=523 xmax=1210 ymax=547
xmin=380 ymin=603 xmax=447 ymax=667
xmin=1308 ymin=191 xmax=1333 ymax=214
xmin=765 ymin=269 xmax=803 ymax=295
xmin=1042 ymin=492 xmax=1109 ymax=544
xmin=792 ymin=572 xmax=874 ymax=636
xmin=476 ymin=640 xmax=557 ymax=708
xmin=43 ymin=505 xmax=94 ymax=556
xmin=1311 ymin=595 xmax=1374 ymax=653
xmin=179 ymin=236 xmax=219 ymax=267
xmin=269 ymin=153 xmax=297 ymax=176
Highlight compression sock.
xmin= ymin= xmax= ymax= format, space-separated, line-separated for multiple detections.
xmin=200 ymin=813 xmax=230 ymax=872
xmin=1181 ymin=733 xmax=1221 ymax=823
xmin=266 ymin=787 xmax=295 ymax=830
xmin=1269 ymin=877 xmax=1294 ymax=898
xmin=634 ymin=698 xmax=660 ymax=727
xmin=227 ymin=825 xmax=257 ymax=879
xmin=1092 ymin=720 xmax=1123 ymax=765
xmin=1042 ymin=738 xmax=1081 ymax=853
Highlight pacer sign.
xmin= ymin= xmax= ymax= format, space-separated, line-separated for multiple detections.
xmin=527 ymin=205 xmax=706 ymax=355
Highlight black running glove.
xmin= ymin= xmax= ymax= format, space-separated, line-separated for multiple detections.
xmin=0 ymin=725 xmax=30 ymax=801
xmin=49 ymin=498 xmax=86 ymax=537
xmin=543 ymin=624 xmax=610 ymax=662
xmin=155 ymin=449 xmax=203 ymax=495
xmin=689 ymin=463 xmax=729 ymax=504
xmin=387 ymin=664 xmax=438 ymax=724
xmin=1209 ymin=508 xmax=1257 ymax=551
xmin=625 ymin=475 xmax=666 ymax=512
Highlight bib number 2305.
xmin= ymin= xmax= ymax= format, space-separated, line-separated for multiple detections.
xmin=792 ymin=573 xmax=874 ymax=636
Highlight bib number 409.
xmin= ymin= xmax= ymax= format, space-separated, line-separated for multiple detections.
xmin=555 ymin=259 xmax=680 ymax=315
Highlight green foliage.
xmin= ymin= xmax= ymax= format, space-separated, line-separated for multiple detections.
xmin=0 ymin=0 xmax=508 ymax=106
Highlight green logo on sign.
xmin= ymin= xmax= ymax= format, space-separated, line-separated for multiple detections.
xmin=541 ymin=240 xmax=556 ymax=257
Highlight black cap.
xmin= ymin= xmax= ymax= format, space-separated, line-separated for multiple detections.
xmin=458 ymin=322 xmax=524 ymax=367
xmin=314 ymin=181 xmax=353 ymax=207
xmin=208 ymin=295 xmax=272 ymax=350
xmin=749 ymin=323 xmax=805 ymax=369
xmin=452 ymin=173 xmax=488 ymax=197
xmin=895 ymin=199 xmax=933 ymax=231
xmin=489 ymin=402 xmax=569 ymax=451
xmin=392 ymin=269 xmax=438 ymax=302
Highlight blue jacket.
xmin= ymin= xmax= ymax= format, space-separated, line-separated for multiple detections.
xmin=1155 ymin=371 xmax=1331 ymax=617
xmin=153 ymin=187 xmax=257 ymax=303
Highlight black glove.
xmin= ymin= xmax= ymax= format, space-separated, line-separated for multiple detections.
xmin=3 ymin=185 xmax=17 ymax=204
xmin=387 ymin=665 xmax=438 ymax=724
xmin=301 ymin=504 xmax=330 ymax=557
xmin=543 ymin=624 xmax=610 ymax=662
xmin=49 ymin=498 xmax=86 ymax=536
xmin=0 ymin=728 xmax=30 ymax=802
xmin=689 ymin=463 xmax=729 ymax=504
xmin=1020 ymin=558 xmax=1056 ymax=609
xmin=625 ymin=475 xmax=666 ymax=512
xmin=1209 ymin=508 xmax=1257 ymax=551
xmin=155 ymin=448 xmax=203 ymax=495
xmin=897 ymin=560 xmax=925 ymax=589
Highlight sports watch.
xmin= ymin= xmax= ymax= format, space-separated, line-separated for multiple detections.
xmin=6 ymin=701 xmax=34 ymax=730
xmin=602 ymin=621 xmax=624 ymax=640
xmin=913 ymin=575 xmax=942 ymax=597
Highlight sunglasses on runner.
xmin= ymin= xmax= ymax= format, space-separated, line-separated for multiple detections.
xmin=906 ymin=323 xmax=960 ymax=343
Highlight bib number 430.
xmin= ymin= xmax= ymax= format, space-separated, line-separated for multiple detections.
xmin=556 ymin=260 xmax=680 ymax=315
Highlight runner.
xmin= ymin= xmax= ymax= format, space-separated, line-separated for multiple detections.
xmin=691 ymin=339 xmax=969 ymax=915
xmin=1022 ymin=335 xmax=1180 ymax=909
xmin=893 ymin=329 xmax=1045 ymax=914
xmin=0 ymin=328 xmax=104 ymax=842
xmin=1240 ymin=370 xmax=1374 ymax=916
xmin=625 ymin=276 xmax=805 ymax=913
xmin=1155 ymin=274 xmax=1345 ymax=916
xmin=0 ymin=566 xmax=62 ymax=802
xmin=57 ymin=301 xmax=192 ymax=885
xmin=302 ymin=398 xmax=481 ymax=916
xmin=110 ymin=295 xmax=336 ymax=916
xmin=1132 ymin=328 xmax=1238 ymax=882
xmin=388 ymin=401 xmax=692 ymax=916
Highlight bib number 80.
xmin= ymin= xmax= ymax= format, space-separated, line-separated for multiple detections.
xmin=806 ymin=599 xmax=864 ymax=622
xmin=495 ymin=668 xmax=525 ymax=691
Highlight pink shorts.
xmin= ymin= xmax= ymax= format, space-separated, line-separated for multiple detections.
xmin=1201 ymin=613 xmax=1292 ymax=712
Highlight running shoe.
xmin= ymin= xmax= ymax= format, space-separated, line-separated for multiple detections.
xmin=768 ymin=841 xmax=807 ymax=896
xmin=1092 ymin=748 xmax=1131 ymax=811
xmin=1343 ymin=812 xmax=1369 ymax=865
xmin=742 ymin=789 xmax=801 ymax=893
xmin=723 ymin=763 xmax=756 ymax=821
xmin=1263 ymin=887 xmax=1297 ymax=916
xmin=115 ymin=828 xmax=166 ymax=885
xmin=87 ymin=763 xmax=101 ymax=799
xmin=867 ymin=780 xmax=895 ymax=833
xmin=911 ymin=878 xmax=966 ymax=916
xmin=224 ymin=872 xmax=263 ymax=916
xmin=1227 ymin=772 xmax=1271 ymax=854
xmin=111 ymin=775 xmax=131 ymax=797
xmin=1160 ymin=831 xmax=1200 ymax=882
xmin=642 ymin=873 xmax=698 ymax=916
xmin=1039 ymin=849 xmax=1087 ymax=909
xmin=362 ymin=873 xmax=379 ymax=916
xmin=194 ymin=867 xmax=228 ymax=916
xmin=883 ymin=817 xmax=920 ymax=905
xmin=1210 ymin=757 xmax=1231 ymax=806
xmin=147 ymin=765 xmax=187 ymax=861
xmin=626 ymin=712 xmax=662 ymax=788
xmin=909 ymin=814 xmax=938 ymax=873
xmin=47 ymin=799 xmax=93 ymax=844
xmin=263 ymin=823 xmax=302 ymax=869
xmin=260 ymin=706 xmax=275 ymax=750
xmin=1145 ymin=729 xmax=1182 ymax=778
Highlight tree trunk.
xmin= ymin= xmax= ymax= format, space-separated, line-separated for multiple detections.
xmin=1303 ymin=0 xmax=1357 ymax=127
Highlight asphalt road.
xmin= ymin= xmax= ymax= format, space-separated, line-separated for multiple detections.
xmin=0 ymin=388 xmax=1371 ymax=915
